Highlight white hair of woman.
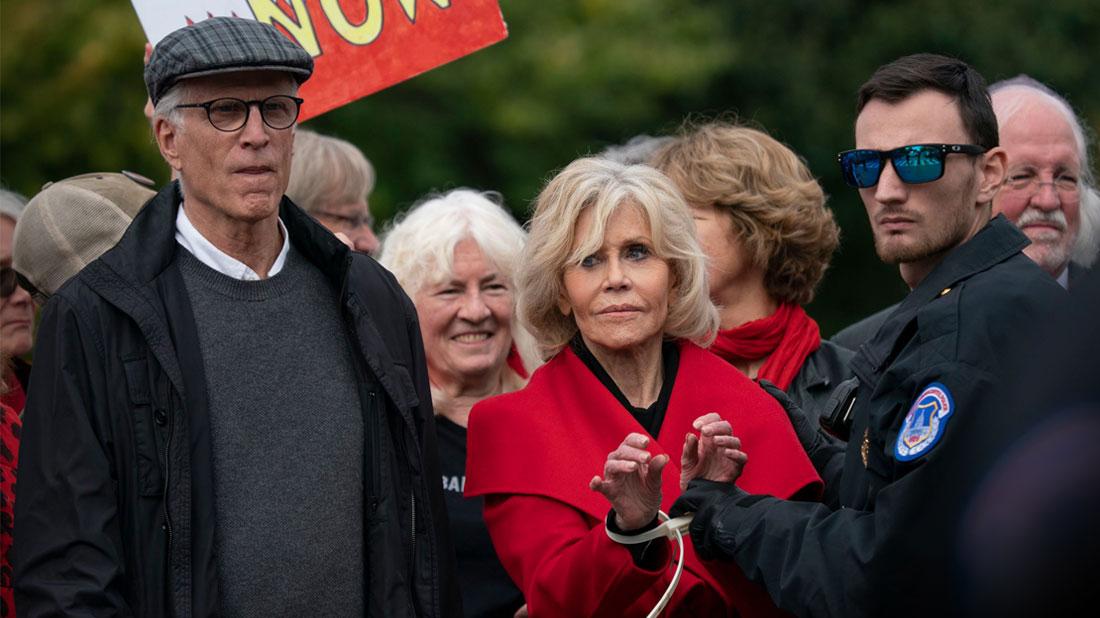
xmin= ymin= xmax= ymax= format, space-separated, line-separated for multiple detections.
xmin=379 ymin=188 xmax=538 ymax=371
xmin=0 ymin=188 xmax=27 ymax=222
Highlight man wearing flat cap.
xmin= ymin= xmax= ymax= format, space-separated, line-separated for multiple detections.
xmin=14 ymin=17 xmax=461 ymax=617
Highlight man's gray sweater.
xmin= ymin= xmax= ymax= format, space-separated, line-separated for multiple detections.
xmin=180 ymin=246 xmax=364 ymax=617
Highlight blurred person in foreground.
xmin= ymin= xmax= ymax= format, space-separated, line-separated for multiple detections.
xmin=287 ymin=128 xmax=382 ymax=254
xmin=14 ymin=17 xmax=459 ymax=616
xmin=990 ymin=75 xmax=1099 ymax=287
xmin=670 ymin=53 xmax=1067 ymax=617
xmin=652 ymin=121 xmax=852 ymax=426
xmin=12 ymin=172 xmax=156 ymax=302
xmin=465 ymin=157 xmax=821 ymax=617
xmin=0 ymin=189 xmax=33 ymax=415
xmin=379 ymin=189 xmax=530 ymax=617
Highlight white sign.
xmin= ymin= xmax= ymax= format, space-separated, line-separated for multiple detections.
xmin=132 ymin=0 xmax=254 ymax=45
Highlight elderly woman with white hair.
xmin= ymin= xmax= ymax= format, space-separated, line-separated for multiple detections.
xmin=379 ymin=189 xmax=530 ymax=618
xmin=465 ymin=158 xmax=821 ymax=617
xmin=287 ymin=128 xmax=381 ymax=254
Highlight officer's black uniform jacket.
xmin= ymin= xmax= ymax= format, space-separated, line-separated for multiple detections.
xmin=787 ymin=340 xmax=854 ymax=430
xmin=679 ymin=216 xmax=1068 ymax=617
xmin=13 ymin=182 xmax=462 ymax=617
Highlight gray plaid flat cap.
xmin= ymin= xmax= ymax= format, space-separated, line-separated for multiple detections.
xmin=145 ymin=17 xmax=313 ymax=105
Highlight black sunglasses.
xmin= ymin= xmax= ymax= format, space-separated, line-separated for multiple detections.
xmin=838 ymin=144 xmax=987 ymax=188
xmin=16 ymin=270 xmax=49 ymax=304
xmin=0 ymin=266 xmax=16 ymax=298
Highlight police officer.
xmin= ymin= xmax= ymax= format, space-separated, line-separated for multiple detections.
xmin=671 ymin=53 xmax=1068 ymax=617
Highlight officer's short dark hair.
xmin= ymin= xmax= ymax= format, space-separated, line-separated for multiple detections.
xmin=857 ymin=53 xmax=999 ymax=150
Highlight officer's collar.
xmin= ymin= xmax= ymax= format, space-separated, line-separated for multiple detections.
xmin=899 ymin=214 xmax=1029 ymax=312
xmin=849 ymin=215 xmax=1028 ymax=382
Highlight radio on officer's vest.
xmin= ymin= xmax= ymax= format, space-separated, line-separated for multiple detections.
xmin=820 ymin=377 xmax=860 ymax=441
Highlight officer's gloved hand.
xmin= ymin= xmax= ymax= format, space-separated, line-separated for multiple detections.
xmin=758 ymin=379 xmax=823 ymax=455
xmin=670 ymin=479 xmax=741 ymax=560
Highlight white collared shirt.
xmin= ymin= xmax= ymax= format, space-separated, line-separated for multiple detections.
xmin=175 ymin=202 xmax=290 ymax=281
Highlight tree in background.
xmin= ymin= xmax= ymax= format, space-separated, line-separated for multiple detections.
xmin=2 ymin=0 xmax=1096 ymax=332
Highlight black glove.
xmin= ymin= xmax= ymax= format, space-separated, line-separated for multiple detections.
xmin=758 ymin=378 xmax=823 ymax=454
xmin=670 ymin=479 xmax=745 ymax=560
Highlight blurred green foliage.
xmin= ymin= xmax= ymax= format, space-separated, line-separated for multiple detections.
xmin=2 ymin=0 xmax=1097 ymax=333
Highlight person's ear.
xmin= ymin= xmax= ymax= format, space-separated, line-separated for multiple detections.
xmin=976 ymin=146 xmax=1007 ymax=204
xmin=154 ymin=116 xmax=184 ymax=173
xmin=557 ymin=290 xmax=572 ymax=317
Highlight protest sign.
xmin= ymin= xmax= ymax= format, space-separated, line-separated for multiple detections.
xmin=132 ymin=0 xmax=508 ymax=120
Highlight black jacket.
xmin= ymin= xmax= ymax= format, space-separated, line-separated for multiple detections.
xmin=786 ymin=340 xmax=854 ymax=429
xmin=829 ymin=304 xmax=895 ymax=351
xmin=834 ymin=255 xmax=1093 ymax=350
xmin=673 ymin=216 xmax=1068 ymax=617
xmin=13 ymin=182 xmax=462 ymax=617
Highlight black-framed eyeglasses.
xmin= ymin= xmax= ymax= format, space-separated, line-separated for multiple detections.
xmin=174 ymin=95 xmax=303 ymax=132
xmin=838 ymin=144 xmax=988 ymax=188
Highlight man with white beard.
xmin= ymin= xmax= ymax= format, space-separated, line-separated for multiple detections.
xmin=990 ymin=75 xmax=1099 ymax=288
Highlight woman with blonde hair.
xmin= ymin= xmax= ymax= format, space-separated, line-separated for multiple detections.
xmin=379 ymin=189 xmax=531 ymax=617
xmin=465 ymin=158 xmax=820 ymax=617
xmin=652 ymin=121 xmax=851 ymax=422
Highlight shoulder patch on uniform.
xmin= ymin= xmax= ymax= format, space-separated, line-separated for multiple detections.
xmin=894 ymin=382 xmax=955 ymax=461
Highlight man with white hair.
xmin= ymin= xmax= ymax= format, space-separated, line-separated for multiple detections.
xmin=991 ymin=75 xmax=1098 ymax=288
xmin=14 ymin=17 xmax=459 ymax=616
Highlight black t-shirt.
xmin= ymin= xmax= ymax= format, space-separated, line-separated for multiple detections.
xmin=436 ymin=416 xmax=525 ymax=618
xmin=570 ymin=335 xmax=680 ymax=438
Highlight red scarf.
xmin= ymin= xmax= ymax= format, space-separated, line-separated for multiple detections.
xmin=505 ymin=343 xmax=528 ymax=379
xmin=0 ymin=376 xmax=25 ymax=416
xmin=709 ymin=303 xmax=821 ymax=390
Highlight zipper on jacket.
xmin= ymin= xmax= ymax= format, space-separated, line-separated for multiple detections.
xmin=365 ymin=390 xmax=380 ymax=510
xmin=340 ymin=255 xmax=428 ymax=614
xmin=410 ymin=492 xmax=416 ymax=574
xmin=162 ymin=392 xmax=175 ymax=556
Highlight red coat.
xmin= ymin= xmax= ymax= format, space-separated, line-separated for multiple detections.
xmin=466 ymin=340 xmax=822 ymax=617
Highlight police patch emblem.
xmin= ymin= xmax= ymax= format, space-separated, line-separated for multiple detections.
xmin=894 ymin=382 xmax=955 ymax=461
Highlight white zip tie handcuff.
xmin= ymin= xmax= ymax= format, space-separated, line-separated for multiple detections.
xmin=605 ymin=511 xmax=695 ymax=618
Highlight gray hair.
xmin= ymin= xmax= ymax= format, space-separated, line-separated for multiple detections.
xmin=518 ymin=157 xmax=718 ymax=359
xmin=379 ymin=188 xmax=538 ymax=368
xmin=599 ymin=134 xmax=676 ymax=166
xmin=286 ymin=129 xmax=375 ymax=214
xmin=991 ymin=75 xmax=1098 ymax=266
xmin=153 ymin=81 xmax=189 ymax=129
xmin=380 ymin=189 xmax=526 ymax=298
xmin=0 ymin=188 xmax=28 ymax=223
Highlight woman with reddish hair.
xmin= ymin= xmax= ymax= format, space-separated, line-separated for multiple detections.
xmin=652 ymin=121 xmax=851 ymax=423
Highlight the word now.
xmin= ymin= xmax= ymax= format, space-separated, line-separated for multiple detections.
xmin=247 ymin=0 xmax=451 ymax=57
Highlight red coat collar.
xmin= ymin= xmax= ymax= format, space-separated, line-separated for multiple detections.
xmin=466 ymin=340 xmax=821 ymax=519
